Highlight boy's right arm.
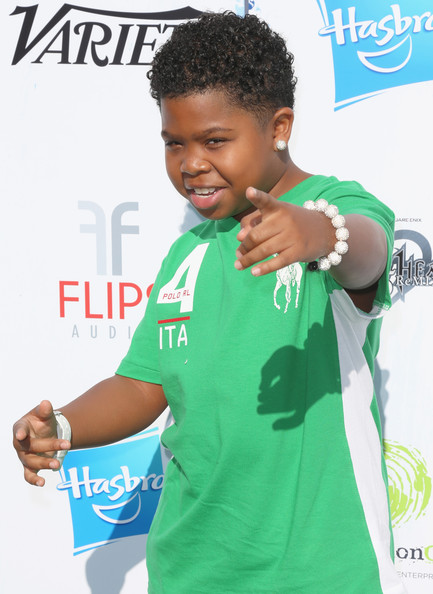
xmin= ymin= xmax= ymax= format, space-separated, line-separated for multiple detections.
xmin=13 ymin=375 xmax=168 ymax=487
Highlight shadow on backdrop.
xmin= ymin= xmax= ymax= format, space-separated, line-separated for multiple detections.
xmin=85 ymin=444 xmax=162 ymax=594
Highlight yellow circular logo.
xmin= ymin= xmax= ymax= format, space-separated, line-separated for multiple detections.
xmin=384 ymin=440 xmax=432 ymax=528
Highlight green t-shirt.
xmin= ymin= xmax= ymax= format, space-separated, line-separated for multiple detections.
xmin=117 ymin=176 xmax=404 ymax=594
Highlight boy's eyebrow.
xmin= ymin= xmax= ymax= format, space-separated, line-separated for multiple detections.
xmin=195 ymin=127 xmax=234 ymax=138
xmin=161 ymin=126 xmax=234 ymax=140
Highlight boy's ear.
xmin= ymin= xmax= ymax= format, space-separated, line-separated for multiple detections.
xmin=272 ymin=107 xmax=294 ymax=144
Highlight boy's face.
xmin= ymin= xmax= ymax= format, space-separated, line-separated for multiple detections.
xmin=160 ymin=90 xmax=286 ymax=221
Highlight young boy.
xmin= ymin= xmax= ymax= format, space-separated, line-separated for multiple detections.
xmin=13 ymin=12 xmax=405 ymax=594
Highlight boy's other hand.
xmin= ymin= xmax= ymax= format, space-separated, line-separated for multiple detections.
xmin=235 ymin=187 xmax=333 ymax=276
xmin=13 ymin=400 xmax=71 ymax=487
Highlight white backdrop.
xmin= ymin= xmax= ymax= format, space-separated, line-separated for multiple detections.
xmin=2 ymin=1 xmax=432 ymax=592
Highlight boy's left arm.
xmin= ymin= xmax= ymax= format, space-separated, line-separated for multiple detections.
xmin=235 ymin=187 xmax=387 ymax=293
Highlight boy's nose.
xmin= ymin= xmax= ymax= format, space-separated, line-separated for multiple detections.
xmin=180 ymin=154 xmax=210 ymax=176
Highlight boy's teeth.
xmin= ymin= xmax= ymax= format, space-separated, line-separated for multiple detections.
xmin=194 ymin=187 xmax=216 ymax=195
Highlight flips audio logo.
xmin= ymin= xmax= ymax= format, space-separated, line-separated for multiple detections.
xmin=57 ymin=429 xmax=163 ymax=555
xmin=317 ymin=1 xmax=433 ymax=109
xmin=60 ymin=201 xmax=153 ymax=340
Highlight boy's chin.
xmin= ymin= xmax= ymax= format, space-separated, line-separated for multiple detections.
xmin=183 ymin=197 xmax=254 ymax=222
xmin=186 ymin=201 xmax=221 ymax=221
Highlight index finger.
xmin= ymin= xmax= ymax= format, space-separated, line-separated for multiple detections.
xmin=245 ymin=187 xmax=280 ymax=213
xmin=16 ymin=435 xmax=71 ymax=455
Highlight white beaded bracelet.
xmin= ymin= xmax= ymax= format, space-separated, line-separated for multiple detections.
xmin=303 ymin=199 xmax=349 ymax=271
xmin=53 ymin=410 xmax=71 ymax=469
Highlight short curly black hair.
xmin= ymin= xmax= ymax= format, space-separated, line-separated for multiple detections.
xmin=147 ymin=11 xmax=297 ymax=122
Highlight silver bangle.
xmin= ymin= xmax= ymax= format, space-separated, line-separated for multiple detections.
xmin=53 ymin=410 xmax=71 ymax=469
xmin=303 ymin=199 xmax=349 ymax=271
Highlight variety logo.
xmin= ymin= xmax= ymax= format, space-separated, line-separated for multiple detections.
xmin=57 ymin=429 xmax=163 ymax=554
xmin=384 ymin=439 xmax=432 ymax=528
xmin=10 ymin=4 xmax=203 ymax=66
xmin=317 ymin=1 xmax=433 ymax=109
xmin=389 ymin=229 xmax=433 ymax=303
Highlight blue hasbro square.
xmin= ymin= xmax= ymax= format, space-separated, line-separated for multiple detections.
xmin=317 ymin=0 xmax=433 ymax=109
xmin=57 ymin=429 xmax=163 ymax=555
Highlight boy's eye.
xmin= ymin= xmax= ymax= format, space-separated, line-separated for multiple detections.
xmin=206 ymin=138 xmax=225 ymax=146
xmin=165 ymin=140 xmax=182 ymax=149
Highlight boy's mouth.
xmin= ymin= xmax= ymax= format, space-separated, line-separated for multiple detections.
xmin=188 ymin=187 xmax=222 ymax=210
xmin=193 ymin=187 xmax=217 ymax=196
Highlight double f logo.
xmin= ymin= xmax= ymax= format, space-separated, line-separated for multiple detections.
xmin=78 ymin=201 xmax=139 ymax=276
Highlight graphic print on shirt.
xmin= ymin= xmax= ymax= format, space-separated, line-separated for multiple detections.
xmin=273 ymin=262 xmax=303 ymax=312
xmin=157 ymin=243 xmax=209 ymax=349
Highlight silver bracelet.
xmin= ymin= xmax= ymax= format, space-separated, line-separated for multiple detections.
xmin=303 ymin=199 xmax=349 ymax=271
xmin=53 ymin=410 xmax=71 ymax=469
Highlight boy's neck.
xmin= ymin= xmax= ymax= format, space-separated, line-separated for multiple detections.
xmin=269 ymin=161 xmax=313 ymax=199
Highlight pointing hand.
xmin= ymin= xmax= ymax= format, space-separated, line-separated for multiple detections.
xmin=235 ymin=187 xmax=333 ymax=276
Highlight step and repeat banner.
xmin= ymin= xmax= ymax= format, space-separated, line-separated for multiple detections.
xmin=2 ymin=1 xmax=432 ymax=592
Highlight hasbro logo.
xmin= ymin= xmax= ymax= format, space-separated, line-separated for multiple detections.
xmin=57 ymin=429 xmax=163 ymax=555
xmin=317 ymin=1 xmax=433 ymax=109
